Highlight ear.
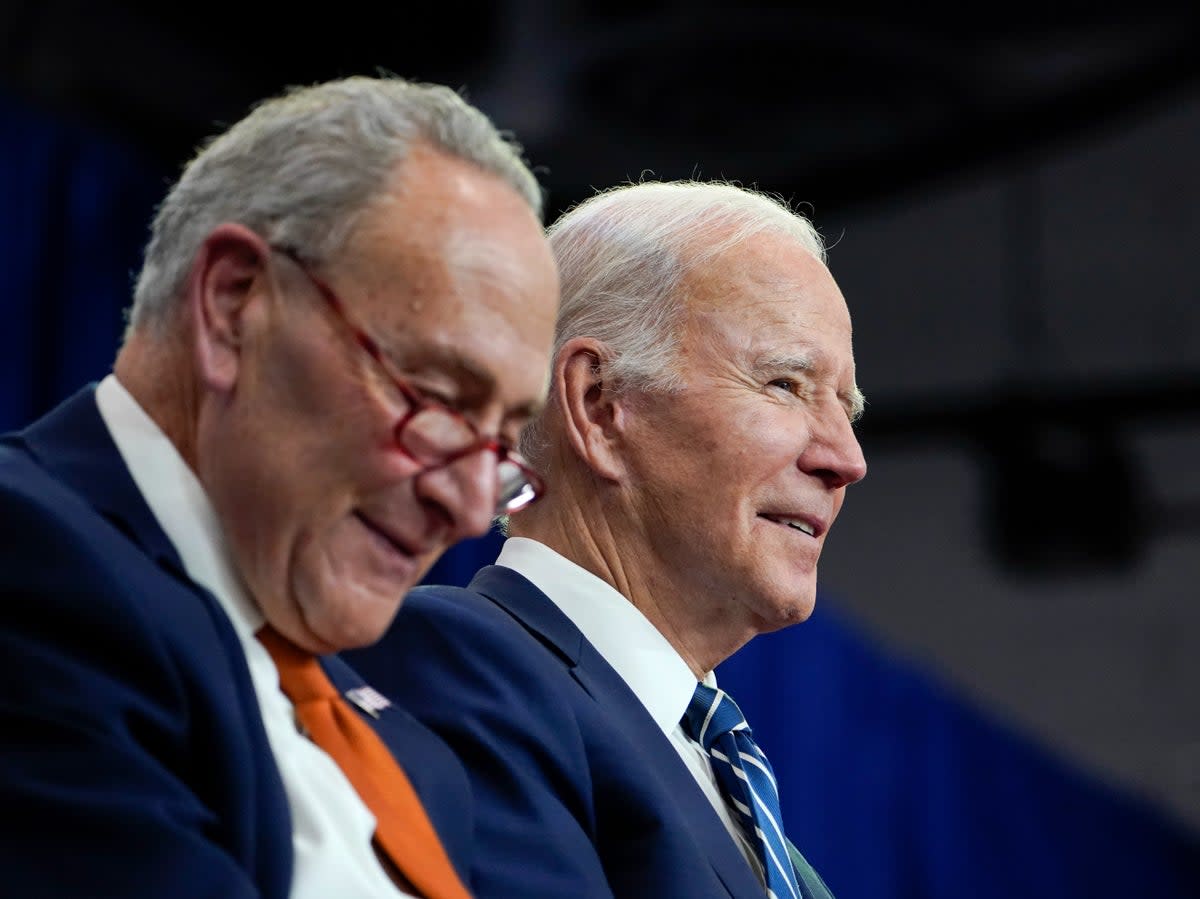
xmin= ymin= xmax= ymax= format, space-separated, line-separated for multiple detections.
xmin=188 ymin=223 xmax=271 ymax=393
xmin=556 ymin=336 xmax=628 ymax=481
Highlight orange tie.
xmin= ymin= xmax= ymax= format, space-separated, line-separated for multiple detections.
xmin=257 ymin=625 xmax=472 ymax=899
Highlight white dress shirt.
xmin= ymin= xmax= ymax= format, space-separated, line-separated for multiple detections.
xmin=496 ymin=536 xmax=765 ymax=882
xmin=96 ymin=374 xmax=413 ymax=898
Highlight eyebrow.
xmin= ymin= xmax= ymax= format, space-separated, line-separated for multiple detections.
xmin=845 ymin=386 xmax=867 ymax=423
xmin=753 ymin=352 xmax=815 ymax=376
xmin=752 ymin=352 xmax=866 ymax=423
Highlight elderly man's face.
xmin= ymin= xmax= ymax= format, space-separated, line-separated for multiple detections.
xmin=202 ymin=144 xmax=558 ymax=653
xmin=620 ymin=231 xmax=866 ymax=638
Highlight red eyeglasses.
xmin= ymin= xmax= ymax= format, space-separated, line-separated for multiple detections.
xmin=271 ymin=245 xmax=544 ymax=514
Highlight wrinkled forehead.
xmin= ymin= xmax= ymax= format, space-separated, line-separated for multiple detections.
xmin=336 ymin=159 xmax=558 ymax=411
xmin=680 ymin=234 xmax=853 ymax=355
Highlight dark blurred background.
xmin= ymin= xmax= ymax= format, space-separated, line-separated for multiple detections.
xmin=4 ymin=3 xmax=1200 ymax=896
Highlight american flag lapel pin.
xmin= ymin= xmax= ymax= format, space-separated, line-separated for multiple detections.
xmin=344 ymin=685 xmax=392 ymax=719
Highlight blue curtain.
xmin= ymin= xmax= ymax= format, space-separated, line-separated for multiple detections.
xmin=5 ymin=87 xmax=1198 ymax=899
xmin=718 ymin=599 xmax=1200 ymax=897
xmin=2 ymin=90 xmax=166 ymax=427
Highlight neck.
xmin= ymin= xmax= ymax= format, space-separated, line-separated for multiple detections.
xmin=113 ymin=328 xmax=202 ymax=472
xmin=511 ymin=484 xmax=752 ymax=678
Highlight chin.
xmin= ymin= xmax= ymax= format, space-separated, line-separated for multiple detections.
xmin=410 ymin=552 xmax=441 ymax=587
xmin=318 ymin=612 xmax=393 ymax=652
xmin=296 ymin=578 xmax=401 ymax=652
xmin=770 ymin=589 xmax=818 ymax=629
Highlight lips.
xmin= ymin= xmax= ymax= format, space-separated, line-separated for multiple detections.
xmin=355 ymin=511 xmax=427 ymax=559
xmin=759 ymin=513 xmax=823 ymax=538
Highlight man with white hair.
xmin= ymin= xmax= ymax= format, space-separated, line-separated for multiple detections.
xmin=349 ymin=179 xmax=867 ymax=898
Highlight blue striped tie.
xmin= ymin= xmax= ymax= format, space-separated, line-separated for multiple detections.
xmin=684 ymin=683 xmax=804 ymax=899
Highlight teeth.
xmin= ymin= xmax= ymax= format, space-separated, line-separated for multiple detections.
xmin=765 ymin=515 xmax=815 ymax=536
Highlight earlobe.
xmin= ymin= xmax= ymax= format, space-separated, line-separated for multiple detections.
xmin=190 ymin=224 xmax=270 ymax=392
xmin=557 ymin=338 xmax=626 ymax=481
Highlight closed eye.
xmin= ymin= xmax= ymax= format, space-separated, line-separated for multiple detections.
xmin=399 ymin=375 xmax=464 ymax=412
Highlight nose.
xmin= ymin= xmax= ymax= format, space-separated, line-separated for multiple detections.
xmin=414 ymin=448 xmax=500 ymax=539
xmin=800 ymin=405 xmax=868 ymax=489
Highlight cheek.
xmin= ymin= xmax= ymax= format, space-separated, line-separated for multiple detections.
xmin=211 ymin=403 xmax=374 ymax=597
xmin=746 ymin=410 xmax=820 ymax=476
xmin=258 ymin=342 xmax=392 ymax=493
xmin=259 ymin=315 xmax=380 ymax=443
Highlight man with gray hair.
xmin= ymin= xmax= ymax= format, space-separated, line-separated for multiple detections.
xmin=349 ymin=179 xmax=868 ymax=898
xmin=0 ymin=75 xmax=558 ymax=897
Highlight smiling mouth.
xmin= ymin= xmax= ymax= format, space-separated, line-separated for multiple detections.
xmin=355 ymin=512 xmax=414 ymax=558
xmin=760 ymin=514 xmax=817 ymax=537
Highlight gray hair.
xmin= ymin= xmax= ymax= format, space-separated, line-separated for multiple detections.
xmin=127 ymin=74 xmax=543 ymax=334
xmin=518 ymin=179 xmax=826 ymax=465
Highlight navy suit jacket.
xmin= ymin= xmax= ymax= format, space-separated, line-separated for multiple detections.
xmin=345 ymin=564 xmax=768 ymax=899
xmin=0 ymin=384 xmax=474 ymax=897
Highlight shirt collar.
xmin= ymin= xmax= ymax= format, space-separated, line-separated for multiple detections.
xmin=94 ymin=374 xmax=264 ymax=638
xmin=496 ymin=536 xmax=713 ymax=736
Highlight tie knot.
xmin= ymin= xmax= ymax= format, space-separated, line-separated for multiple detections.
xmin=256 ymin=624 xmax=339 ymax=704
xmin=681 ymin=683 xmax=750 ymax=750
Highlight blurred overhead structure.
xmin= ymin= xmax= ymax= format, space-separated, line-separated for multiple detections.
xmin=3 ymin=3 xmax=1200 ymax=218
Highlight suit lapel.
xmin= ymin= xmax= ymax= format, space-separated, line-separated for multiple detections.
xmin=469 ymin=564 xmax=764 ymax=898
xmin=12 ymin=383 xmax=189 ymax=578
xmin=470 ymin=564 xmax=587 ymax=664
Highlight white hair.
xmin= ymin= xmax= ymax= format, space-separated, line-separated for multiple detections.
xmin=518 ymin=179 xmax=827 ymax=465
xmin=126 ymin=74 xmax=543 ymax=334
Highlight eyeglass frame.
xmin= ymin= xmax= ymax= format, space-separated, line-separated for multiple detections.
xmin=268 ymin=244 xmax=545 ymax=514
